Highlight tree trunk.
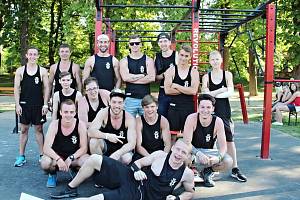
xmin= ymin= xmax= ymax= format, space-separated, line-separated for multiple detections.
xmin=48 ymin=0 xmax=56 ymax=65
xmin=292 ymin=64 xmax=300 ymax=80
xmin=19 ymin=0 xmax=29 ymax=66
xmin=249 ymin=48 xmax=258 ymax=96
xmin=223 ymin=47 xmax=229 ymax=71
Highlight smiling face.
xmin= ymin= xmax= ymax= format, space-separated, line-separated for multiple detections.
xmin=59 ymin=47 xmax=71 ymax=61
xmin=170 ymin=140 xmax=190 ymax=165
xmin=85 ymin=81 xmax=99 ymax=100
xmin=26 ymin=48 xmax=39 ymax=64
xmin=59 ymin=74 xmax=72 ymax=89
xmin=60 ymin=102 xmax=76 ymax=123
xmin=158 ymin=38 xmax=171 ymax=52
xmin=143 ymin=102 xmax=158 ymax=118
xmin=198 ymin=99 xmax=214 ymax=119
xmin=209 ymin=51 xmax=223 ymax=70
xmin=110 ymin=96 xmax=124 ymax=115
xmin=178 ymin=49 xmax=191 ymax=66
xmin=129 ymin=38 xmax=142 ymax=53
xmin=97 ymin=37 xmax=110 ymax=53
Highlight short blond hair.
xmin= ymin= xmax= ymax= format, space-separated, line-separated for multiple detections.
xmin=97 ymin=34 xmax=110 ymax=41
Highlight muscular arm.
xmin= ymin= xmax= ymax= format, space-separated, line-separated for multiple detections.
xmin=112 ymin=57 xmax=122 ymax=88
xmin=48 ymin=64 xmax=56 ymax=98
xmin=134 ymin=150 xmax=165 ymax=169
xmin=99 ymin=89 xmax=110 ymax=107
xmin=164 ymin=67 xmax=181 ymax=95
xmin=172 ymin=68 xmax=199 ymax=95
xmin=72 ymin=121 xmax=88 ymax=158
xmin=182 ymin=113 xmax=197 ymax=145
xmin=133 ymin=56 xmax=156 ymax=84
xmin=284 ymin=91 xmax=300 ymax=105
xmin=43 ymin=120 xmax=61 ymax=160
xmin=177 ymin=168 xmax=195 ymax=200
xmin=41 ymin=67 xmax=50 ymax=106
xmin=78 ymin=97 xmax=89 ymax=127
xmin=136 ymin=117 xmax=151 ymax=157
xmin=73 ymin=63 xmax=82 ymax=92
xmin=82 ymin=56 xmax=94 ymax=83
xmin=88 ymin=108 xmax=109 ymax=139
xmin=14 ymin=67 xmax=23 ymax=109
xmin=215 ymin=71 xmax=234 ymax=98
xmin=52 ymin=92 xmax=60 ymax=120
xmin=215 ymin=117 xmax=227 ymax=157
xmin=201 ymin=74 xmax=226 ymax=97
xmin=161 ymin=116 xmax=171 ymax=153
xmin=119 ymin=58 xmax=146 ymax=83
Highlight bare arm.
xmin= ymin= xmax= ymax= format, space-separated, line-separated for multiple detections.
xmin=41 ymin=67 xmax=50 ymax=106
xmin=14 ymin=67 xmax=23 ymax=115
xmin=154 ymin=56 xmax=164 ymax=81
xmin=201 ymin=74 xmax=226 ymax=97
xmin=73 ymin=63 xmax=82 ymax=92
xmin=72 ymin=121 xmax=88 ymax=158
xmin=133 ymin=56 xmax=156 ymax=84
xmin=215 ymin=71 xmax=234 ymax=98
xmin=182 ymin=113 xmax=197 ymax=144
xmin=164 ymin=67 xmax=181 ymax=95
xmin=88 ymin=108 xmax=108 ymax=139
xmin=172 ymin=68 xmax=199 ymax=95
xmin=43 ymin=120 xmax=60 ymax=160
xmin=82 ymin=56 xmax=94 ymax=83
xmin=48 ymin=64 xmax=56 ymax=98
xmin=177 ymin=168 xmax=195 ymax=200
xmin=99 ymin=89 xmax=110 ymax=106
xmin=75 ymin=91 xmax=82 ymax=104
xmin=134 ymin=150 xmax=165 ymax=169
xmin=52 ymin=92 xmax=59 ymax=120
xmin=136 ymin=117 xmax=151 ymax=157
xmin=160 ymin=116 xmax=171 ymax=153
xmin=215 ymin=117 xmax=227 ymax=157
xmin=78 ymin=97 xmax=89 ymax=127
xmin=112 ymin=57 xmax=122 ymax=88
xmin=119 ymin=58 xmax=145 ymax=83
xmin=284 ymin=91 xmax=300 ymax=105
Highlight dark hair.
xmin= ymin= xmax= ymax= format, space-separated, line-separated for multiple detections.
xmin=198 ymin=94 xmax=216 ymax=106
xmin=129 ymin=34 xmax=141 ymax=41
xmin=27 ymin=46 xmax=39 ymax=53
xmin=141 ymin=95 xmax=157 ymax=107
xmin=157 ymin=33 xmax=171 ymax=41
xmin=59 ymin=44 xmax=71 ymax=51
xmin=60 ymin=99 xmax=75 ymax=111
xmin=84 ymin=77 xmax=99 ymax=89
xmin=289 ymin=83 xmax=298 ymax=94
xmin=59 ymin=71 xmax=71 ymax=79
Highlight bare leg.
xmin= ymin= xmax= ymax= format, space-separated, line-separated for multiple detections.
xmin=227 ymin=142 xmax=238 ymax=168
xmin=69 ymin=154 xmax=103 ymax=188
xmin=19 ymin=124 xmax=30 ymax=155
xmin=34 ymin=124 xmax=44 ymax=155
xmin=275 ymin=105 xmax=290 ymax=123
xmin=89 ymin=138 xmax=104 ymax=155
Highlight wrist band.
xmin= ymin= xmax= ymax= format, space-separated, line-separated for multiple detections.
xmin=131 ymin=163 xmax=140 ymax=172
xmin=43 ymin=105 xmax=48 ymax=108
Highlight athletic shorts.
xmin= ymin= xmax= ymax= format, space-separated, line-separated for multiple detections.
xmin=19 ymin=105 xmax=46 ymax=125
xmin=167 ymin=105 xmax=194 ymax=132
xmin=93 ymin=156 xmax=142 ymax=200
xmin=287 ymin=104 xmax=296 ymax=112
xmin=220 ymin=117 xmax=234 ymax=142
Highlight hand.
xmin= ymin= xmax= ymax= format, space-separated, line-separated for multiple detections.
xmin=57 ymin=158 xmax=68 ymax=172
xmin=107 ymin=134 xmax=125 ymax=144
xmin=134 ymin=170 xmax=147 ymax=181
xmin=209 ymin=155 xmax=220 ymax=165
xmin=196 ymin=151 xmax=210 ymax=165
xmin=42 ymin=105 xmax=48 ymax=115
xmin=171 ymin=83 xmax=179 ymax=89
xmin=65 ymin=157 xmax=72 ymax=168
xmin=166 ymin=195 xmax=177 ymax=200
xmin=16 ymin=104 xmax=22 ymax=116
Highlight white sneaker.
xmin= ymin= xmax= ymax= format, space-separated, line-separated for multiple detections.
xmin=272 ymin=122 xmax=283 ymax=126
xmin=194 ymin=174 xmax=203 ymax=182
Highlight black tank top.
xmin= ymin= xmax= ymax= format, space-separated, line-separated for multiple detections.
xmin=170 ymin=65 xmax=194 ymax=107
xmin=57 ymin=90 xmax=77 ymax=119
xmin=125 ymin=55 xmax=150 ymax=99
xmin=192 ymin=114 xmax=217 ymax=149
xmin=100 ymin=109 xmax=128 ymax=156
xmin=91 ymin=55 xmax=114 ymax=91
xmin=20 ymin=65 xmax=43 ymax=106
xmin=52 ymin=119 xmax=80 ymax=159
xmin=208 ymin=71 xmax=231 ymax=118
xmin=86 ymin=94 xmax=106 ymax=122
xmin=141 ymin=115 xmax=164 ymax=153
xmin=53 ymin=61 xmax=76 ymax=93
xmin=144 ymin=152 xmax=186 ymax=200
xmin=155 ymin=51 xmax=176 ymax=88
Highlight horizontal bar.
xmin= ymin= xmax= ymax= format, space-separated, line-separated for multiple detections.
xmin=118 ymin=36 xmax=157 ymax=38
xmin=98 ymin=4 xmax=193 ymax=9
xmin=199 ymin=13 xmax=253 ymax=17
xmin=199 ymin=8 xmax=263 ymax=13
xmin=176 ymin=40 xmax=220 ymax=44
xmin=115 ymin=30 xmax=171 ymax=33
xmin=104 ymin=19 xmax=191 ymax=23
xmin=116 ymin=40 xmax=156 ymax=42
xmin=198 ymin=17 xmax=247 ymax=21
xmin=253 ymin=36 xmax=266 ymax=41
xmin=273 ymin=79 xmax=300 ymax=83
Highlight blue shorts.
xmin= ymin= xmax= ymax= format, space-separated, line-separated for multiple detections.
xmin=124 ymin=97 xmax=143 ymax=117
xmin=287 ymin=104 xmax=296 ymax=112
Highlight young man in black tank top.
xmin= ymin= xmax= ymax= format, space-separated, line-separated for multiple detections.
xmin=52 ymin=71 xmax=82 ymax=120
xmin=88 ymin=89 xmax=136 ymax=165
xmin=119 ymin=34 xmax=156 ymax=117
xmin=155 ymin=33 xmax=177 ymax=118
xmin=83 ymin=34 xmax=121 ymax=91
xmin=48 ymin=44 xmax=82 ymax=95
xmin=41 ymin=99 xmax=89 ymax=188
xmin=135 ymin=95 xmax=171 ymax=160
xmin=184 ymin=94 xmax=233 ymax=187
xmin=202 ymin=50 xmax=247 ymax=182
xmin=14 ymin=47 xmax=49 ymax=167
xmin=78 ymin=77 xmax=109 ymax=128
xmin=164 ymin=45 xmax=199 ymax=141
xmin=50 ymin=139 xmax=194 ymax=200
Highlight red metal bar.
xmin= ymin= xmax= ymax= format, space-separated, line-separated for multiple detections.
xmin=235 ymin=84 xmax=249 ymax=124
xmin=261 ymin=3 xmax=275 ymax=159
xmin=191 ymin=0 xmax=200 ymax=112
xmin=274 ymin=79 xmax=300 ymax=83
xmin=94 ymin=0 xmax=103 ymax=54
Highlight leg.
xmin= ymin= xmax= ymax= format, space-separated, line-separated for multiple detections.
xmin=275 ymin=105 xmax=290 ymax=123
xmin=72 ymin=154 xmax=90 ymax=167
xmin=34 ymin=124 xmax=44 ymax=155
xmin=120 ymin=152 xmax=133 ymax=165
xmin=40 ymin=155 xmax=57 ymax=188
xmin=19 ymin=124 xmax=30 ymax=155
xmin=227 ymin=142 xmax=238 ymax=168
xmin=89 ymin=138 xmax=105 ymax=155
xmin=212 ymin=154 xmax=233 ymax=172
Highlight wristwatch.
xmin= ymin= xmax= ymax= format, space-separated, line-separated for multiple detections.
xmin=69 ymin=154 xmax=75 ymax=161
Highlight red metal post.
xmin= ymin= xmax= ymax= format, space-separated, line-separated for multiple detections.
xmin=94 ymin=0 xmax=103 ymax=54
xmin=261 ymin=3 xmax=276 ymax=159
xmin=191 ymin=0 xmax=200 ymax=111
xmin=236 ymin=84 xmax=249 ymax=124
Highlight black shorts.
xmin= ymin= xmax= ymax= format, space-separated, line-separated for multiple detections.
xmin=93 ymin=156 xmax=142 ymax=200
xmin=221 ymin=118 xmax=234 ymax=142
xmin=287 ymin=104 xmax=296 ymax=112
xmin=168 ymin=105 xmax=194 ymax=132
xmin=19 ymin=105 xmax=46 ymax=125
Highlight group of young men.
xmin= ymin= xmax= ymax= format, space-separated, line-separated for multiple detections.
xmin=13 ymin=32 xmax=247 ymax=199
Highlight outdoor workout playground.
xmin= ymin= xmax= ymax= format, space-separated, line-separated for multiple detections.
xmin=0 ymin=0 xmax=300 ymax=199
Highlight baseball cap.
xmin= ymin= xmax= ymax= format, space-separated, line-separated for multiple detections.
xmin=110 ymin=88 xmax=126 ymax=99
xmin=157 ymin=33 xmax=171 ymax=41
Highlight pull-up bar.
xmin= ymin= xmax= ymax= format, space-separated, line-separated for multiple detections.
xmin=103 ymin=19 xmax=191 ymax=23
xmin=97 ymin=4 xmax=193 ymax=9
xmin=274 ymin=79 xmax=300 ymax=83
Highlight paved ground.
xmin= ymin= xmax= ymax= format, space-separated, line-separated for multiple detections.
xmin=1 ymin=96 xmax=300 ymax=199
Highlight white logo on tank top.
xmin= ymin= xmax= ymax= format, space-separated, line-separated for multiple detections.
xmin=169 ymin=63 xmax=175 ymax=68
xmin=34 ymin=77 xmax=39 ymax=84
xmin=106 ymin=62 xmax=110 ymax=69
xmin=119 ymin=131 xmax=124 ymax=137
xmin=71 ymin=136 xmax=78 ymax=144
xmin=154 ymin=131 xmax=159 ymax=139
xmin=169 ymin=178 xmax=177 ymax=187
xmin=205 ymin=134 xmax=211 ymax=142
xmin=140 ymin=66 xmax=145 ymax=73
xmin=184 ymin=81 xmax=189 ymax=87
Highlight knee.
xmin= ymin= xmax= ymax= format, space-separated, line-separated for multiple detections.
xmin=89 ymin=139 xmax=102 ymax=154
xmin=34 ymin=125 xmax=43 ymax=133
xmin=222 ymin=154 xmax=233 ymax=171
xmin=120 ymin=153 xmax=132 ymax=165
xmin=20 ymin=125 xmax=29 ymax=134
xmin=40 ymin=155 xmax=53 ymax=171
xmin=85 ymin=154 xmax=102 ymax=169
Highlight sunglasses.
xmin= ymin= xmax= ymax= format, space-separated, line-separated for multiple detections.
xmin=129 ymin=42 xmax=141 ymax=46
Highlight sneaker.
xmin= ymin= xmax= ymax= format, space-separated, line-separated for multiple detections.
xmin=272 ymin=122 xmax=283 ymax=126
xmin=231 ymin=168 xmax=247 ymax=182
xmin=39 ymin=155 xmax=43 ymax=163
xmin=201 ymin=167 xmax=215 ymax=187
xmin=194 ymin=173 xmax=203 ymax=183
xmin=50 ymin=186 xmax=78 ymax=199
xmin=47 ymin=174 xmax=57 ymax=188
xmin=14 ymin=155 xmax=26 ymax=167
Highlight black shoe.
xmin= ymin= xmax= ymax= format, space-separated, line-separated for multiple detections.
xmin=50 ymin=186 xmax=78 ymax=199
xmin=201 ymin=167 xmax=215 ymax=187
xmin=231 ymin=168 xmax=247 ymax=182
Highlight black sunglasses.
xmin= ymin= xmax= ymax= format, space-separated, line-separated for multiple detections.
xmin=129 ymin=42 xmax=141 ymax=46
